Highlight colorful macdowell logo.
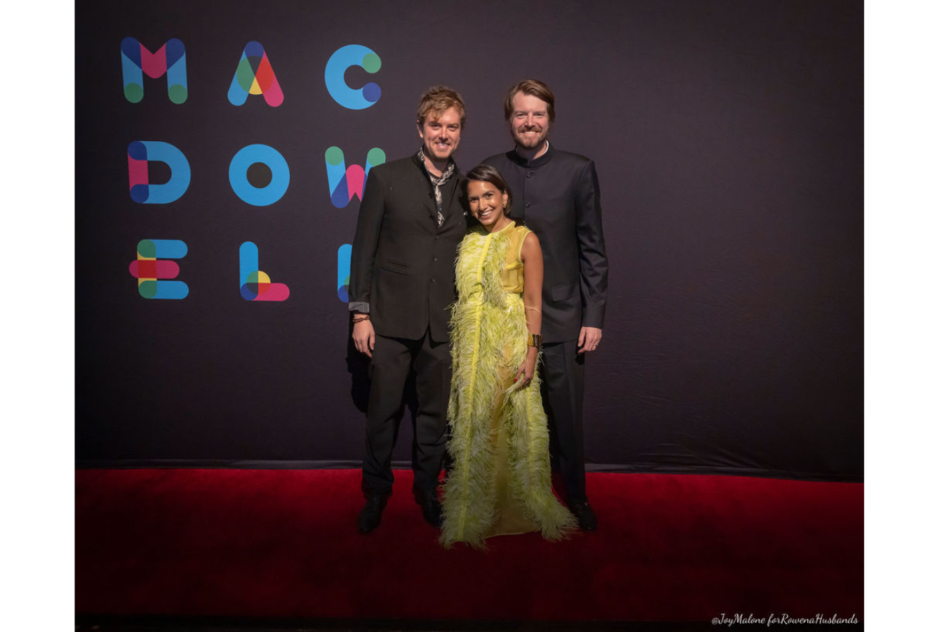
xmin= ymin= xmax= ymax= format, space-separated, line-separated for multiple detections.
xmin=228 ymin=41 xmax=284 ymax=106
xmin=325 ymin=146 xmax=385 ymax=208
xmin=239 ymin=242 xmax=290 ymax=302
xmin=127 ymin=141 xmax=191 ymax=204
xmin=129 ymin=239 xmax=189 ymax=299
xmin=229 ymin=144 xmax=290 ymax=206
xmin=325 ymin=45 xmax=381 ymax=110
xmin=337 ymin=244 xmax=352 ymax=302
xmin=121 ymin=38 xmax=187 ymax=104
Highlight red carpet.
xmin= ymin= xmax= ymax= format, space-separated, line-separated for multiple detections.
xmin=75 ymin=469 xmax=863 ymax=623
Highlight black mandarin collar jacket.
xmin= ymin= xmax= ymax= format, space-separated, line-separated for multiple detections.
xmin=483 ymin=144 xmax=608 ymax=343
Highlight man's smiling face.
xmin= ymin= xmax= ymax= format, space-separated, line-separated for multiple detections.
xmin=418 ymin=106 xmax=462 ymax=162
xmin=509 ymin=92 xmax=551 ymax=151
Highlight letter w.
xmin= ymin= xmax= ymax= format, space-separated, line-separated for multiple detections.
xmin=324 ymin=146 xmax=386 ymax=208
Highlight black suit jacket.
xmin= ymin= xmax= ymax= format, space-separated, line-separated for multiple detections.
xmin=349 ymin=154 xmax=469 ymax=342
xmin=484 ymin=144 xmax=608 ymax=343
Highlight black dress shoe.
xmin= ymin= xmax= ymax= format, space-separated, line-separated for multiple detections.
xmin=357 ymin=495 xmax=389 ymax=534
xmin=415 ymin=490 xmax=443 ymax=528
xmin=569 ymin=499 xmax=598 ymax=531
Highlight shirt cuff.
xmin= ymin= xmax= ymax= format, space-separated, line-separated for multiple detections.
xmin=348 ymin=301 xmax=370 ymax=314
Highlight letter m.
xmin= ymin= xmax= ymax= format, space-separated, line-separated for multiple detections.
xmin=122 ymin=38 xmax=187 ymax=104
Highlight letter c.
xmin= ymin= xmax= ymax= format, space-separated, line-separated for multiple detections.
xmin=324 ymin=45 xmax=381 ymax=110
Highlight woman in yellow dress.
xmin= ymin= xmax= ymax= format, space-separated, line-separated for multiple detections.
xmin=440 ymin=165 xmax=576 ymax=549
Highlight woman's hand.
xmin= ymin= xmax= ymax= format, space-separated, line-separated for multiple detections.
xmin=514 ymin=349 xmax=538 ymax=388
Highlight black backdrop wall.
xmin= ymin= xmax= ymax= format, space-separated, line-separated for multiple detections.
xmin=76 ymin=0 xmax=863 ymax=481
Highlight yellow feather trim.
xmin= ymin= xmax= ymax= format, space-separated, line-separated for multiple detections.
xmin=441 ymin=226 xmax=576 ymax=549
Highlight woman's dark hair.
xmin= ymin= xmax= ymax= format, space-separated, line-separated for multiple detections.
xmin=464 ymin=164 xmax=513 ymax=217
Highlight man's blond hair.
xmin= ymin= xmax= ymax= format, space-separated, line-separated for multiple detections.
xmin=416 ymin=86 xmax=467 ymax=128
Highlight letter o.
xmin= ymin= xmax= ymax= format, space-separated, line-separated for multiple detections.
xmin=229 ymin=144 xmax=290 ymax=206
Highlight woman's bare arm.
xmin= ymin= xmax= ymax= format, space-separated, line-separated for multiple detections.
xmin=516 ymin=232 xmax=543 ymax=387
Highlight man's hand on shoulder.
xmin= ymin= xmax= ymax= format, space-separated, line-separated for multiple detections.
xmin=577 ymin=326 xmax=603 ymax=354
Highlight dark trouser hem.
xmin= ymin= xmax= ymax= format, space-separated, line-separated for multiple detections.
xmin=412 ymin=485 xmax=440 ymax=502
xmin=360 ymin=479 xmax=393 ymax=501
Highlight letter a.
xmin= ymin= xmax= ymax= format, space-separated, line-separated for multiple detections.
xmin=228 ymin=41 xmax=284 ymax=106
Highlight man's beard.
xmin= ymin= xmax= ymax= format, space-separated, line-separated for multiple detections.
xmin=514 ymin=128 xmax=546 ymax=149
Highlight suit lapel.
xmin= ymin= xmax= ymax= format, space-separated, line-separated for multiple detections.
xmin=407 ymin=155 xmax=436 ymax=225
xmin=439 ymin=178 xmax=464 ymax=232
xmin=412 ymin=155 xmax=440 ymax=225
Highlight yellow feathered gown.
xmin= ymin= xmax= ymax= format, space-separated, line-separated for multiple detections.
xmin=440 ymin=221 xmax=576 ymax=549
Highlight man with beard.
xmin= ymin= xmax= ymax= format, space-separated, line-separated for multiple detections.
xmin=348 ymin=86 xmax=469 ymax=533
xmin=483 ymin=79 xmax=608 ymax=531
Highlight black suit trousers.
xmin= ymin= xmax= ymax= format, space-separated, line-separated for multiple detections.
xmin=362 ymin=330 xmax=451 ymax=499
xmin=540 ymin=340 xmax=587 ymax=502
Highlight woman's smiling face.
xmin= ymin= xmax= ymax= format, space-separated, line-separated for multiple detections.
xmin=467 ymin=180 xmax=509 ymax=228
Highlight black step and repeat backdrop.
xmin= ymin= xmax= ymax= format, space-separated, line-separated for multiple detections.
xmin=76 ymin=0 xmax=863 ymax=481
